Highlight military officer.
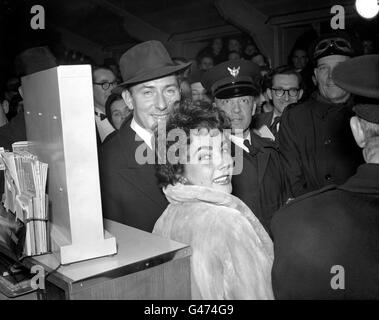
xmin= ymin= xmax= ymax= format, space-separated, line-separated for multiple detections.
xmin=202 ymin=59 xmax=290 ymax=235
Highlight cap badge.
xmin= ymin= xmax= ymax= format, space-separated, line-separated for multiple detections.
xmin=228 ymin=66 xmax=240 ymax=78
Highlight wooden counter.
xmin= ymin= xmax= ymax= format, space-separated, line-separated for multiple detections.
xmin=21 ymin=219 xmax=191 ymax=300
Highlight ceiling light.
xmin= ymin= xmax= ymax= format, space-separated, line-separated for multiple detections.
xmin=355 ymin=0 xmax=379 ymax=19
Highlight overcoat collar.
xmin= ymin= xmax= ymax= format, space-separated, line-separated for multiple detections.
xmin=338 ymin=163 xmax=379 ymax=194
xmin=312 ymin=92 xmax=355 ymax=119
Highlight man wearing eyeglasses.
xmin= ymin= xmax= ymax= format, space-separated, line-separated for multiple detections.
xmin=92 ymin=65 xmax=118 ymax=143
xmin=278 ymin=32 xmax=364 ymax=197
xmin=252 ymin=66 xmax=303 ymax=141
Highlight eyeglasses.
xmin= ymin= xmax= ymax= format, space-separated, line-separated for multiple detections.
xmin=314 ymin=37 xmax=353 ymax=59
xmin=271 ymin=88 xmax=300 ymax=98
xmin=93 ymin=81 xmax=118 ymax=90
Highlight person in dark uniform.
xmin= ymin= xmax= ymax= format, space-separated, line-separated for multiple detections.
xmin=99 ymin=40 xmax=191 ymax=232
xmin=271 ymin=54 xmax=379 ymax=299
xmin=279 ymin=33 xmax=364 ymax=197
xmin=201 ymin=59 xmax=290 ymax=235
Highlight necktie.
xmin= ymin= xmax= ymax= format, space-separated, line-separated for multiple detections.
xmin=243 ymin=139 xmax=251 ymax=151
xmin=270 ymin=116 xmax=281 ymax=137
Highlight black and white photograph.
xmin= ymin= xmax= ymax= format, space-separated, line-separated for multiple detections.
xmin=0 ymin=0 xmax=378 ymax=305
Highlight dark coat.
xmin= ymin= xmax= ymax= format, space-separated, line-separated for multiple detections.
xmin=278 ymin=92 xmax=364 ymax=197
xmin=99 ymin=118 xmax=168 ymax=232
xmin=271 ymin=163 xmax=379 ymax=299
xmin=251 ymin=111 xmax=273 ymax=130
xmin=232 ymin=131 xmax=290 ymax=236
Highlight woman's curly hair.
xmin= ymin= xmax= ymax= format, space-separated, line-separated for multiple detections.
xmin=155 ymin=99 xmax=231 ymax=188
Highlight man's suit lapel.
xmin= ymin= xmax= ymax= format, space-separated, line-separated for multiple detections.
xmin=117 ymin=122 xmax=166 ymax=207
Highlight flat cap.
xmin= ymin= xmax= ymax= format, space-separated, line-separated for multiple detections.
xmin=201 ymin=59 xmax=261 ymax=99
xmin=332 ymin=54 xmax=379 ymax=124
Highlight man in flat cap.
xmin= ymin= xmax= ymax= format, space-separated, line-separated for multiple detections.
xmin=272 ymin=54 xmax=379 ymax=299
xmin=279 ymin=32 xmax=364 ymax=197
xmin=202 ymin=59 xmax=289 ymax=235
xmin=99 ymin=40 xmax=190 ymax=232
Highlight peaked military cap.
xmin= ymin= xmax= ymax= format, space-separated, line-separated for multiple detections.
xmin=332 ymin=54 xmax=379 ymax=124
xmin=201 ymin=59 xmax=261 ymax=99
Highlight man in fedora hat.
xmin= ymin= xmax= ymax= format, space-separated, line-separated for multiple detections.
xmin=99 ymin=40 xmax=190 ymax=232
xmin=201 ymin=59 xmax=290 ymax=235
xmin=279 ymin=32 xmax=364 ymax=197
xmin=271 ymin=54 xmax=379 ymax=299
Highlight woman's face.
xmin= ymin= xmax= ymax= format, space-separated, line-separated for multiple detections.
xmin=111 ymin=99 xmax=131 ymax=130
xmin=183 ymin=129 xmax=233 ymax=194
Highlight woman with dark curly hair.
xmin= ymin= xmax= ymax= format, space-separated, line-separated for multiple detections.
xmin=153 ymin=100 xmax=274 ymax=300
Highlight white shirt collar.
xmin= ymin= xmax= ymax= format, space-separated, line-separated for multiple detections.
xmin=95 ymin=106 xmax=105 ymax=115
xmin=230 ymin=131 xmax=251 ymax=153
xmin=130 ymin=117 xmax=154 ymax=150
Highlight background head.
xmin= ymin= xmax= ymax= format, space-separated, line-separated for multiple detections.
xmin=202 ymin=59 xmax=261 ymax=134
xmin=156 ymin=100 xmax=233 ymax=194
xmin=188 ymin=69 xmax=212 ymax=105
xmin=197 ymin=54 xmax=214 ymax=71
xmin=92 ymin=65 xmax=117 ymax=111
xmin=311 ymin=32 xmax=355 ymax=104
xmin=266 ymin=65 xmax=303 ymax=115
xmin=290 ymin=48 xmax=309 ymax=71
xmin=105 ymin=93 xmax=131 ymax=130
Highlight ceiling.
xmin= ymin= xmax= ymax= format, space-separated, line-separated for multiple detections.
xmin=1 ymin=0 xmax=361 ymax=48
xmin=0 ymin=0 xmax=377 ymax=72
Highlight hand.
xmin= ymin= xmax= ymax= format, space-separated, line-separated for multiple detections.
xmin=363 ymin=136 xmax=379 ymax=164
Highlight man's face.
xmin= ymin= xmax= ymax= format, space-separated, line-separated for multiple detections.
xmin=215 ymin=95 xmax=255 ymax=134
xmin=212 ymin=38 xmax=223 ymax=54
xmin=93 ymin=68 xmax=117 ymax=111
xmin=292 ymin=49 xmax=308 ymax=70
xmin=127 ymin=75 xmax=180 ymax=131
xmin=191 ymin=82 xmax=211 ymax=105
xmin=267 ymin=74 xmax=303 ymax=115
xmin=228 ymin=39 xmax=241 ymax=52
xmin=200 ymin=57 xmax=214 ymax=71
xmin=314 ymin=55 xmax=351 ymax=104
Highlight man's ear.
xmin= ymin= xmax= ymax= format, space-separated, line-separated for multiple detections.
xmin=121 ymin=89 xmax=134 ymax=110
xmin=252 ymin=99 xmax=257 ymax=116
xmin=18 ymin=86 xmax=23 ymax=99
xmin=312 ymin=69 xmax=318 ymax=86
xmin=1 ymin=100 xmax=9 ymax=114
xmin=298 ymin=89 xmax=304 ymax=101
xmin=266 ymin=88 xmax=272 ymax=101
xmin=350 ymin=116 xmax=366 ymax=148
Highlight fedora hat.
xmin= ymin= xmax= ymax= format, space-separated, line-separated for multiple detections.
xmin=332 ymin=54 xmax=379 ymax=124
xmin=14 ymin=46 xmax=57 ymax=77
xmin=113 ymin=40 xmax=191 ymax=94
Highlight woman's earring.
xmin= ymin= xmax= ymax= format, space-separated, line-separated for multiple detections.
xmin=178 ymin=176 xmax=188 ymax=185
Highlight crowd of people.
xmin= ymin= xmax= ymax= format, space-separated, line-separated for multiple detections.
xmin=0 ymin=30 xmax=378 ymax=300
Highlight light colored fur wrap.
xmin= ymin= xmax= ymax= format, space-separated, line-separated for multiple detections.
xmin=153 ymin=183 xmax=274 ymax=300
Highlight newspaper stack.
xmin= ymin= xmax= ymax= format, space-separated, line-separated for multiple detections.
xmin=0 ymin=143 xmax=49 ymax=257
